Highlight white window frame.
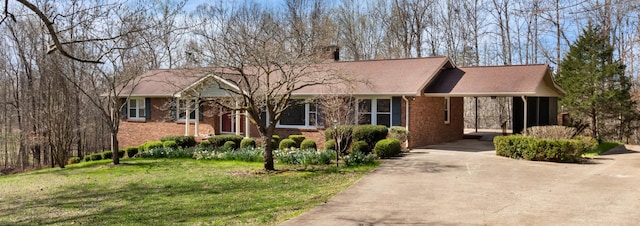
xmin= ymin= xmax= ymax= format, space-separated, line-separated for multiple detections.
xmin=276 ymin=100 xmax=323 ymax=129
xmin=356 ymin=98 xmax=392 ymax=127
xmin=177 ymin=99 xmax=197 ymax=122
xmin=444 ymin=97 xmax=451 ymax=124
xmin=127 ymin=98 xmax=146 ymax=120
xmin=219 ymin=107 xmax=244 ymax=134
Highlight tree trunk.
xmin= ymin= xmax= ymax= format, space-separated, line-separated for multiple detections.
xmin=263 ymin=133 xmax=274 ymax=171
xmin=111 ymin=130 xmax=120 ymax=165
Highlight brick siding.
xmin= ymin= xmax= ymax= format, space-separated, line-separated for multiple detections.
xmin=406 ymin=96 xmax=464 ymax=148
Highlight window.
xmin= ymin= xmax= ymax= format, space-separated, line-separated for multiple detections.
xmin=128 ymin=98 xmax=145 ymax=120
xmin=178 ymin=99 xmax=197 ymax=121
xmin=444 ymin=97 xmax=450 ymax=124
xmin=278 ymin=100 xmax=323 ymax=128
xmin=357 ymin=98 xmax=391 ymax=127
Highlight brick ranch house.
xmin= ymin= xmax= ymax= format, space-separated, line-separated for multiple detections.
xmin=116 ymin=56 xmax=565 ymax=149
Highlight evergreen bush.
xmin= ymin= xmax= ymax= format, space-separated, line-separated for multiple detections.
xmin=279 ymin=138 xmax=297 ymax=150
xmin=208 ymin=135 xmax=243 ymax=147
xmin=223 ymin=141 xmax=237 ymax=150
xmin=374 ymin=138 xmax=401 ymax=158
xmin=300 ymin=139 xmax=317 ymax=150
xmin=288 ymin=135 xmax=306 ymax=147
xmin=125 ymin=146 xmax=138 ymax=158
xmin=351 ymin=140 xmax=371 ymax=154
xmin=163 ymin=140 xmax=179 ymax=148
xmin=240 ymin=138 xmax=256 ymax=148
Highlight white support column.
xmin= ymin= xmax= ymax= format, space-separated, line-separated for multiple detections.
xmin=194 ymin=100 xmax=200 ymax=137
xmin=184 ymin=99 xmax=190 ymax=136
xmin=235 ymin=110 xmax=241 ymax=135
xmin=521 ymin=96 xmax=527 ymax=134
xmin=402 ymin=95 xmax=410 ymax=149
xmin=244 ymin=110 xmax=250 ymax=138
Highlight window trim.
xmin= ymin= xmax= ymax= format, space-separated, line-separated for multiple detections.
xmin=444 ymin=97 xmax=451 ymax=124
xmin=177 ymin=99 xmax=197 ymax=122
xmin=127 ymin=98 xmax=146 ymax=120
xmin=356 ymin=98 xmax=392 ymax=127
xmin=276 ymin=100 xmax=323 ymax=129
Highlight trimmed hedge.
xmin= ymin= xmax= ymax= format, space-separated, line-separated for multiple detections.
xmin=300 ymin=139 xmax=317 ymax=150
xmin=240 ymin=138 xmax=256 ymax=148
xmin=102 ymin=151 xmax=113 ymax=160
xmin=118 ymin=149 xmax=126 ymax=158
xmin=279 ymin=138 xmax=297 ymax=150
xmin=90 ymin=153 xmax=103 ymax=161
xmin=374 ymin=138 xmax=401 ymax=158
xmin=288 ymin=135 xmax=306 ymax=147
xmin=160 ymin=135 xmax=197 ymax=148
xmin=389 ymin=126 xmax=409 ymax=144
xmin=493 ymin=135 xmax=594 ymax=163
xmin=125 ymin=146 xmax=138 ymax=158
xmin=83 ymin=155 xmax=92 ymax=162
xmin=271 ymin=135 xmax=281 ymax=148
xmin=144 ymin=141 xmax=164 ymax=151
xmin=199 ymin=140 xmax=212 ymax=147
xmin=223 ymin=141 xmax=237 ymax=150
xmin=352 ymin=125 xmax=388 ymax=150
xmin=208 ymin=135 xmax=244 ymax=148
xmin=351 ymin=140 xmax=371 ymax=154
xmin=324 ymin=125 xmax=354 ymax=152
xmin=324 ymin=140 xmax=336 ymax=151
xmin=163 ymin=140 xmax=179 ymax=148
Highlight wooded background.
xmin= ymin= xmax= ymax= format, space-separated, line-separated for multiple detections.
xmin=1 ymin=0 xmax=639 ymax=171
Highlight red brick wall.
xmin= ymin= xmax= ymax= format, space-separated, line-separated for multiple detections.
xmin=407 ymin=96 xmax=464 ymax=148
xmin=118 ymin=98 xmax=217 ymax=148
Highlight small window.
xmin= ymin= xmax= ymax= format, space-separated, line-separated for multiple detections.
xmin=128 ymin=98 xmax=146 ymax=120
xmin=178 ymin=99 xmax=197 ymax=121
xmin=444 ymin=97 xmax=450 ymax=124
xmin=357 ymin=98 xmax=391 ymax=127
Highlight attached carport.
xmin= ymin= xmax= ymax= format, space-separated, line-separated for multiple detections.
xmin=424 ymin=64 xmax=566 ymax=133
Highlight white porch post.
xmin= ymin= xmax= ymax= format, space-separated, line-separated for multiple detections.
xmin=521 ymin=96 xmax=527 ymax=134
xmin=184 ymin=99 xmax=190 ymax=136
xmin=235 ymin=110 xmax=241 ymax=135
xmin=244 ymin=110 xmax=250 ymax=138
xmin=194 ymin=100 xmax=199 ymax=137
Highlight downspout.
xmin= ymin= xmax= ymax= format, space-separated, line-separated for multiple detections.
xmin=402 ymin=95 xmax=410 ymax=149
xmin=521 ymin=96 xmax=527 ymax=134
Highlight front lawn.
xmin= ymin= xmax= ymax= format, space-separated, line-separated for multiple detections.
xmin=0 ymin=159 xmax=376 ymax=225
xmin=582 ymin=141 xmax=623 ymax=158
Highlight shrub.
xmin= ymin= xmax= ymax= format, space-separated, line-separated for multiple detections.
xmin=83 ymin=155 xmax=92 ymax=162
xmin=240 ymin=138 xmax=256 ymax=148
xmin=374 ymin=138 xmax=401 ymax=158
xmin=208 ymin=135 xmax=243 ymax=148
xmin=351 ymin=141 xmax=371 ymax=154
xmin=494 ymin=135 xmax=585 ymax=163
xmin=279 ymin=138 xmax=297 ymax=150
xmin=67 ymin=157 xmax=81 ymax=165
xmin=389 ymin=126 xmax=409 ymax=144
xmin=199 ymin=140 xmax=212 ymax=147
xmin=102 ymin=150 xmax=113 ymax=160
xmin=160 ymin=135 xmax=197 ymax=148
xmin=288 ymin=135 xmax=306 ymax=147
xmin=118 ymin=149 xmax=126 ymax=158
xmin=353 ymin=125 xmax=389 ymax=150
xmin=138 ymin=143 xmax=146 ymax=153
xmin=125 ymin=146 xmax=139 ymax=158
xmin=223 ymin=141 xmax=237 ymax=150
xmin=344 ymin=151 xmax=377 ymax=166
xmin=144 ymin=141 xmax=164 ymax=151
xmin=90 ymin=153 xmax=103 ymax=161
xmin=271 ymin=135 xmax=281 ymax=148
xmin=324 ymin=140 xmax=336 ymax=151
xmin=324 ymin=125 xmax=354 ymax=153
xmin=163 ymin=140 xmax=179 ymax=148
xmin=300 ymin=139 xmax=317 ymax=150
xmin=526 ymin=126 xmax=576 ymax=140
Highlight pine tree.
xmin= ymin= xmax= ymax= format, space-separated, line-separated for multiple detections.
xmin=555 ymin=24 xmax=638 ymax=140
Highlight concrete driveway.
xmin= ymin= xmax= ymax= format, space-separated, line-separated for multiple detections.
xmin=279 ymin=139 xmax=640 ymax=226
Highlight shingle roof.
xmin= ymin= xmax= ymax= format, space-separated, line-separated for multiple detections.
xmin=117 ymin=69 xmax=208 ymax=97
xmin=424 ymin=64 xmax=565 ymax=97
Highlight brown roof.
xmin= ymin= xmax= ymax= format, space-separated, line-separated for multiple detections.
xmin=295 ymin=57 xmax=454 ymax=95
xmin=424 ymin=64 xmax=565 ymax=97
xmin=117 ymin=69 xmax=209 ymax=97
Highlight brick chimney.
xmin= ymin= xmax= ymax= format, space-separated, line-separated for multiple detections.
xmin=319 ymin=45 xmax=339 ymax=61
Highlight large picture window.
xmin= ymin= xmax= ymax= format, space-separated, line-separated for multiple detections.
xmin=278 ymin=100 xmax=323 ymax=128
xmin=358 ymin=98 xmax=391 ymax=127
xmin=128 ymin=98 xmax=146 ymax=120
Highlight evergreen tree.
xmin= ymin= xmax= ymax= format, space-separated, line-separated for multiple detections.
xmin=555 ymin=24 xmax=638 ymax=140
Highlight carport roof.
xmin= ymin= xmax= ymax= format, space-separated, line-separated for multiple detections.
xmin=424 ymin=64 xmax=565 ymax=97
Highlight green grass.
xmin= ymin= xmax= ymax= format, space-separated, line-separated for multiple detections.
xmin=583 ymin=141 xmax=623 ymax=158
xmin=0 ymin=159 xmax=377 ymax=225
